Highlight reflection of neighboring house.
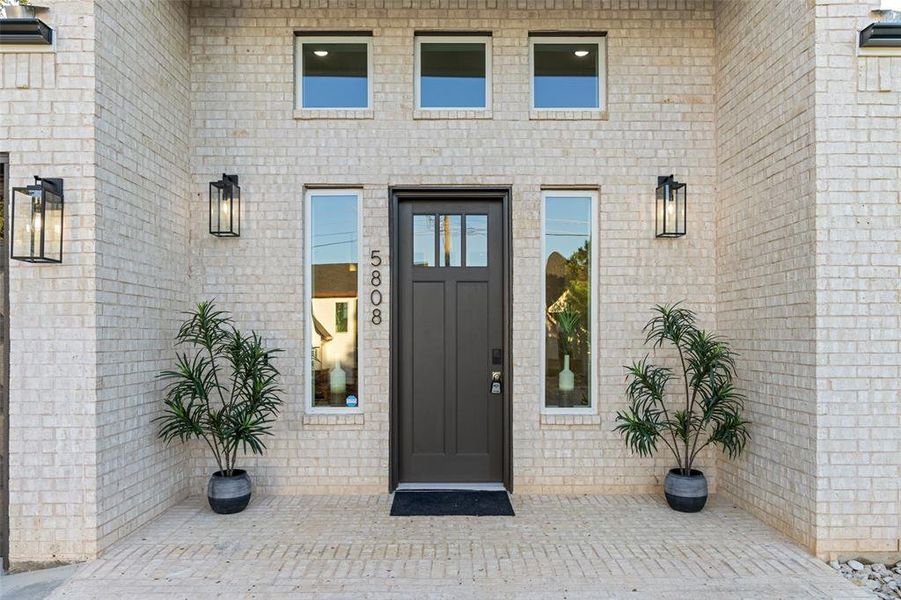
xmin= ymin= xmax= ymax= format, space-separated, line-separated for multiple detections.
xmin=311 ymin=262 xmax=358 ymax=385
xmin=311 ymin=316 xmax=332 ymax=371
xmin=545 ymin=251 xmax=568 ymax=363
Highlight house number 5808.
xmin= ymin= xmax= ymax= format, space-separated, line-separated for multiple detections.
xmin=370 ymin=250 xmax=383 ymax=325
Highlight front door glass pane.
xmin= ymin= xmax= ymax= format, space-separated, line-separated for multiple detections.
xmin=544 ymin=195 xmax=591 ymax=408
xmin=310 ymin=193 xmax=359 ymax=408
xmin=438 ymin=214 xmax=462 ymax=267
xmin=465 ymin=214 xmax=488 ymax=267
xmin=420 ymin=42 xmax=487 ymax=108
xmin=533 ymin=43 xmax=599 ymax=109
xmin=413 ymin=214 xmax=435 ymax=267
xmin=302 ymin=42 xmax=368 ymax=108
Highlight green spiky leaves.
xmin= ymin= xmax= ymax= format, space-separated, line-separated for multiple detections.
xmin=615 ymin=303 xmax=750 ymax=475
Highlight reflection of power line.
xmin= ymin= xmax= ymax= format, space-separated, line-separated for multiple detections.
xmin=315 ymin=230 xmax=357 ymax=238
xmin=547 ymin=232 xmax=589 ymax=237
xmin=313 ymin=239 xmax=357 ymax=249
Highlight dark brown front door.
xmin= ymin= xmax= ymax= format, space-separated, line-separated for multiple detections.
xmin=397 ymin=197 xmax=505 ymax=484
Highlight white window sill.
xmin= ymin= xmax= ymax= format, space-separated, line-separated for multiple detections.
xmin=294 ymin=108 xmax=374 ymax=120
xmin=413 ymin=108 xmax=493 ymax=120
xmin=530 ymin=109 xmax=608 ymax=121
xmin=0 ymin=43 xmax=55 ymax=54
xmin=857 ymin=46 xmax=901 ymax=58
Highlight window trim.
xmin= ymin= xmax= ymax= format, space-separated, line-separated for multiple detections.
xmin=295 ymin=35 xmax=374 ymax=111
xmin=539 ymin=189 xmax=599 ymax=415
xmin=304 ymin=188 xmax=364 ymax=415
xmin=414 ymin=35 xmax=492 ymax=111
xmin=529 ymin=35 xmax=607 ymax=112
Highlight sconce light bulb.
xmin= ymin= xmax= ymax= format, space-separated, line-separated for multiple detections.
xmin=574 ymin=50 xmax=589 ymax=57
xmin=314 ymin=50 xmax=329 ymax=57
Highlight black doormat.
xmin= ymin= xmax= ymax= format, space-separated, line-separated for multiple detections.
xmin=390 ymin=490 xmax=515 ymax=516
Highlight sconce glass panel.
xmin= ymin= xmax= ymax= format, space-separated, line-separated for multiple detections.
xmin=209 ymin=174 xmax=240 ymax=237
xmin=655 ymin=175 xmax=686 ymax=238
xmin=11 ymin=177 xmax=63 ymax=263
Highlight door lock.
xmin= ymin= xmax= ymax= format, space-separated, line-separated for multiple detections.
xmin=490 ymin=371 xmax=502 ymax=395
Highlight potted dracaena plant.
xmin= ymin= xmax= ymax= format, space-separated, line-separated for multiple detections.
xmin=614 ymin=303 xmax=750 ymax=512
xmin=156 ymin=301 xmax=283 ymax=514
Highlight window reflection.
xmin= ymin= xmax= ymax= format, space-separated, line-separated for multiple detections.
xmin=413 ymin=215 xmax=436 ymax=267
xmin=420 ymin=42 xmax=487 ymax=108
xmin=533 ymin=42 xmax=600 ymax=109
xmin=311 ymin=194 xmax=359 ymax=408
xmin=302 ymin=42 xmax=369 ymax=108
xmin=438 ymin=214 xmax=461 ymax=267
xmin=544 ymin=195 xmax=592 ymax=408
xmin=465 ymin=214 xmax=488 ymax=267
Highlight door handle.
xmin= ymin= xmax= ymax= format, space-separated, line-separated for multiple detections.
xmin=490 ymin=371 xmax=502 ymax=395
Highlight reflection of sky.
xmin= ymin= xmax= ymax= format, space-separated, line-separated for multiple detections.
xmin=465 ymin=215 xmax=488 ymax=266
xmin=421 ymin=76 xmax=485 ymax=108
xmin=312 ymin=195 xmax=357 ymax=264
xmin=534 ymin=76 xmax=598 ymax=108
xmin=303 ymin=76 xmax=367 ymax=108
xmin=545 ymin=196 xmax=590 ymax=260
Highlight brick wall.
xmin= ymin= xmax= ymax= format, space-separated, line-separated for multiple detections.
xmin=188 ymin=0 xmax=718 ymax=495
xmin=5 ymin=0 xmax=895 ymax=563
xmin=714 ymin=0 xmax=819 ymax=551
xmin=813 ymin=0 xmax=901 ymax=559
xmin=1 ymin=0 xmax=100 ymax=562
xmin=93 ymin=0 xmax=192 ymax=553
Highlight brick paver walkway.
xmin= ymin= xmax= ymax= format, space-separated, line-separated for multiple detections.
xmin=49 ymin=494 xmax=866 ymax=599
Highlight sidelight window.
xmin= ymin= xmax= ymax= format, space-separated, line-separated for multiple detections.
xmin=415 ymin=35 xmax=491 ymax=109
xmin=530 ymin=35 xmax=606 ymax=110
xmin=542 ymin=190 xmax=598 ymax=412
xmin=295 ymin=34 xmax=372 ymax=109
xmin=305 ymin=189 xmax=361 ymax=411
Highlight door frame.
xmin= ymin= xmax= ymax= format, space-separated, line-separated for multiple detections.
xmin=389 ymin=187 xmax=513 ymax=492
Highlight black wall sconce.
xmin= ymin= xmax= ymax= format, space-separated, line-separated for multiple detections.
xmin=860 ymin=21 xmax=901 ymax=47
xmin=10 ymin=176 xmax=63 ymax=263
xmin=209 ymin=174 xmax=240 ymax=237
xmin=655 ymin=175 xmax=686 ymax=238
xmin=860 ymin=5 xmax=901 ymax=47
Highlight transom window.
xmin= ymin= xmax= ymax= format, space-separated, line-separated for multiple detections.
xmin=295 ymin=34 xmax=372 ymax=109
xmin=415 ymin=35 xmax=491 ymax=110
xmin=530 ymin=35 xmax=606 ymax=110
xmin=412 ymin=213 xmax=488 ymax=267
xmin=542 ymin=190 xmax=598 ymax=412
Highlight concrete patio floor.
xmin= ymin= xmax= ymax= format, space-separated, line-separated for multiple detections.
xmin=46 ymin=494 xmax=867 ymax=599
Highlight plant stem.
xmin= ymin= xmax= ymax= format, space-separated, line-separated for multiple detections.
xmin=676 ymin=344 xmax=691 ymax=475
xmin=201 ymin=434 xmax=224 ymax=474
xmin=652 ymin=374 xmax=682 ymax=471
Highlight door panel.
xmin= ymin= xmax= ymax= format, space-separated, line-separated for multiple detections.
xmin=398 ymin=198 xmax=504 ymax=484
xmin=412 ymin=280 xmax=445 ymax=454
xmin=456 ymin=281 xmax=488 ymax=455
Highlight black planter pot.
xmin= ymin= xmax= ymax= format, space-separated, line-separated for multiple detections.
xmin=664 ymin=468 xmax=708 ymax=513
xmin=207 ymin=469 xmax=251 ymax=514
